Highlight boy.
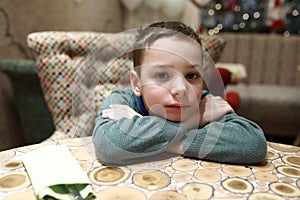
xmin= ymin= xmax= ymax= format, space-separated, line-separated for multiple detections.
xmin=92 ymin=21 xmax=267 ymax=165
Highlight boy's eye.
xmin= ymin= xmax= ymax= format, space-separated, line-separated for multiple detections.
xmin=154 ymin=72 xmax=169 ymax=79
xmin=186 ymin=73 xmax=201 ymax=80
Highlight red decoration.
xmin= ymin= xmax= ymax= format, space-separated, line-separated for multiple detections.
xmin=266 ymin=0 xmax=285 ymax=32
xmin=218 ymin=68 xmax=240 ymax=111
xmin=208 ymin=67 xmax=241 ymax=111
xmin=225 ymin=92 xmax=241 ymax=111
xmin=190 ymin=0 xmax=211 ymax=8
xmin=190 ymin=0 xmax=202 ymax=8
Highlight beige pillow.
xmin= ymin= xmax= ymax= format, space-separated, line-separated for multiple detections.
xmin=27 ymin=31 xmax=226 ymax=139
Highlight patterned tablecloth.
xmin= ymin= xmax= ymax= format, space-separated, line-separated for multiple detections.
xmin=0 ymin=137 xmax=299 ymax=200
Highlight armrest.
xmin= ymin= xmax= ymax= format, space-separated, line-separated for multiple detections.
xmin=0 ymin=58 xmax=54 ymax=144
xmin=0 ymin=59 xmax=36 ymax=74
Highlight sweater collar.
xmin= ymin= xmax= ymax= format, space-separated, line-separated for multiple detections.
xmin=137 ymin=96 xmax=149 ymax=116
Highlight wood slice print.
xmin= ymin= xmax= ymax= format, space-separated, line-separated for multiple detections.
xmin=132 ymin=170 xmax=170 ymax=190
xmin=16 ymin=142 xmax=55 ymax=153
xmin=127 ymin=162 xmax=149 ymax=171
xmin=280 ymin=176 xmax=294 ymax=184
xmin=269 ymin=143 xmax=300 ymax=152
xmin=200 ymin=161 xmax=221 ymax=169
xmin=213 ymin=193 xmax=244 ymax=200
xmin=172 ymin=173 xmax=192 ymax=182
xmin=282 ymin=155 xmax=300 ymax=167
xmin=253 ymin=171 xmax=278 ymax=182
xmin=71 ymin=147 xmax=94 ymax=160
xmin=149 ymin=190 xmax=187 ymax=200
xmin=58 ymin=138 xmax=84 ymax=147
xmin=276 ymin=166 xmax=300 ymax=178
xmin=96 ymin=186 xmax=147 ymax=200
xmin=0 ymin=149 xmax=16 ymax=163
xmin=222 ymin=165 xmax=252 ymax=177
xmin=182 ymin=182 xmax=213 ymax=200
xmin=77 ymin=160 xmax=93 ymax=171
xmin=193 ymin=169 xmax=222 ymax=183
xmin=4 ymin=191 xmax=36 ymax=200
xmin=171 ymin=159 xmax=198 ymax=171
xmin=250 ymin=161 xmax=275 ymax=171
xmin=0 ymin=160 xmax=23 ymax=171
xmin=269 ymin=182 xmax=300 ymax=197
xmin=248 ymin=192 xmax=286 ymax=200
xmin=222 ymin=177 xmax=253 ymax=194
xmin=89 ymin=166 xmax=130 ymax=185
xmin=266 ymin=150 xmax=280 ymax=160
xmin=0 ymin=172 xmax=30 ymax=192
xmin=148 ymin=158 xmax=172 ymax=170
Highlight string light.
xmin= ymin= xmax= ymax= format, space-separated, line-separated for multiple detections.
xmin=253 ymin=11 xmax=261 ymax=19
xmin=292 ymin=9 xmax=299 ymax=17
xmin=199 ymin=0 xmax=299 ymax=35
xmin=242 ymin=13 xmax=250 ymax=20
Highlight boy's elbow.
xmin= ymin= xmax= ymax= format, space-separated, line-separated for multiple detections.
xmin=243 ymin=134 xmax=267 ymax=164
xmin=93 ymin=140 xmax=127 ymax=166
xmin=255 ymin=137 xmax=268 ymax=162
xmin=95 ymin=149 xmax=126 ymax=166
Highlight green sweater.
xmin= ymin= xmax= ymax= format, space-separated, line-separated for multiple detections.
xmin=93 ymin=89 xmax=267 ymax=165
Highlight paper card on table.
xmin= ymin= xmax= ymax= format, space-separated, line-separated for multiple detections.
xmin=22 ymin=145 xmax=95 ymax=200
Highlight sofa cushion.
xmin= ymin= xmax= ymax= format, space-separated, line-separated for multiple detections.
xmin=227 ymin=84 xmax=300 ymax=137
xmin=27 ymin=31 xmax=226 ymax=139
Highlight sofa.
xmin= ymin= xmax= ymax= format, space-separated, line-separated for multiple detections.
xmin=2 ymin=31 xmax=298 ymax=146
xmin=0 ymin=59 xmax=54 ymax=148
xmin=218 ymin=33 xmax=300 ymax=144
xmin=26 ymin=31 xmax=226 ymax=141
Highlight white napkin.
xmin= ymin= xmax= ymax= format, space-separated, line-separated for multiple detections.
xmin=23 ymin=145 xmax=95 ymax=200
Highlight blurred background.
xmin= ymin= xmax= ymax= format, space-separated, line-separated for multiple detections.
xmin=0 ymin=0 xmax=299 ymax=150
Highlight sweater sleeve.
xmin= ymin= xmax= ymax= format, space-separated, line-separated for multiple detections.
xmin=92 ymin=89 xmax=187 ymax=165
xmin=182 ymin=113 xmax=267 ymax=164
xmin=93 ymin=89 xmax=267 ymax=165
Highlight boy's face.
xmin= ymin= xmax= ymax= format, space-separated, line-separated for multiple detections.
xmin=131 ymin=37 xmax=203 ymax=122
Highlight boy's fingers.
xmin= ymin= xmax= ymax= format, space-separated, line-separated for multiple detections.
xmin=102 ymin=109 xmax=111 ymax=113
xmin=101 ymin=109 xmax=115 ymax=119
xmin=110 ymin=104 xmax=127 ymax=109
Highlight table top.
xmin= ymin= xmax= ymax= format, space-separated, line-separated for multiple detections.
xmin=1 ymin=137 xmax=300 ymax=200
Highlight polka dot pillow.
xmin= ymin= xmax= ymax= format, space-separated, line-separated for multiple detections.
xmin=27 ymin=31 xmax=226 ymax=140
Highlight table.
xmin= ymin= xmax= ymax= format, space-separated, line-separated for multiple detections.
xmin=1 ymin=137 xmax=300 ymax=200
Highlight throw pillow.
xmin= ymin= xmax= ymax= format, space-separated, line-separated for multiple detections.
xmin=27 ymin=31 xmax=226 ymax=140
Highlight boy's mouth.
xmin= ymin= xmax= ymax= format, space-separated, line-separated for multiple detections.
xmin=165 ymin=103 xmax=190 ymax=109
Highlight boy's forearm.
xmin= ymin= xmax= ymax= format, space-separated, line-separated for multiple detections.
xmin=93 ymin=116 xmax=186 ymax=165
xmin=182 ymin=113 xmax=267 ymax=164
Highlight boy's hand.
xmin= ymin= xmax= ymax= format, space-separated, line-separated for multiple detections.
xmin=199 ymin=96 xmax=234 ymax=127
xmin=101 ymin=104 xmax=142 ymax=120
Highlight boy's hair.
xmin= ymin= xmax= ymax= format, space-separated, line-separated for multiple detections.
xmin=132 ymin=21 xmax=202 ymax=72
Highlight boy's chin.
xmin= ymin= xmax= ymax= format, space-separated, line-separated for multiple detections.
xmin=150 ymin=111 xmax=192 ymax=122
xmin=150 ymin=112 xmax=180 ymax=122
xmin=165 ymin=114 xmax=189 ymax=123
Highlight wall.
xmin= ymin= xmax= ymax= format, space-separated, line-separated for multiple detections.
xmin=0 ymin=0 xmax=123 ymax=60
xmin=0 ymin=0 xmax=202 ymax=150
xmin=0 ymin=0 xmax=202 ymax=60
xmin=121 ymin=0 xmax=201 ymax=31
xmin=0 ymin=0 xmax=123 ymax=150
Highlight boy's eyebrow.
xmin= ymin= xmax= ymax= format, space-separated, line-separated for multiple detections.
xmin=191 ymin=64 xmax=202 ymax=69
xmin=149 ymin=64 xmax=170 ymax=69
xmin=151 ymin=64 xmax=202 ymax=69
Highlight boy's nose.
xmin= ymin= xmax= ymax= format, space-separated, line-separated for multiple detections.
xmin=170 ymin=75 xmax=188 ymax=96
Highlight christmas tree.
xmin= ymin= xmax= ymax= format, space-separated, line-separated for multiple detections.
xmin=200 ymin=0 xmax=299 ymax=35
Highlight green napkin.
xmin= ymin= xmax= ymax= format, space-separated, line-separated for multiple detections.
xmin=22 ymin=145 xmax=96 ymax=200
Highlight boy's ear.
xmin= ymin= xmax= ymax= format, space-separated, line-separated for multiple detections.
xmin=130 ymin=70 xmax=141 ymax=96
